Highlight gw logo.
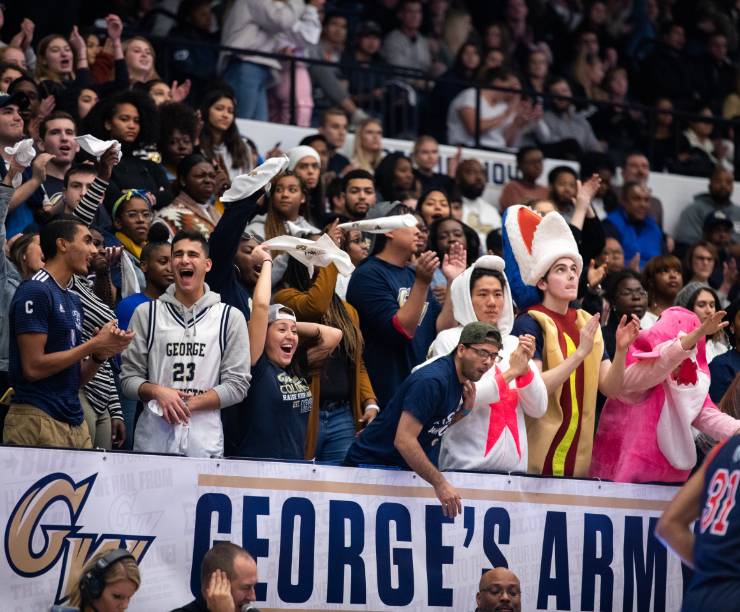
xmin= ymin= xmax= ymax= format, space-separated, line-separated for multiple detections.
xmin=4 ymin=472 xmax=154 ymax=605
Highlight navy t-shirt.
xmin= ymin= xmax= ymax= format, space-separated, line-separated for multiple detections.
xmin=346 ymin=256 xmax=441 ymax=407
xmin=345 ymin=355 xmax=463 ymax=467
xmin=229 ymin=353 xmax=312 ymax=460
xmin=10 ymin=270 xmax=85 ymax=425
xmin=709 ymin=349 xmax=740 ymax=404
xmin=511 ymin=312 xmax=610 ymax=361
xmin=116 ymin=292 xmax=151 ymax=331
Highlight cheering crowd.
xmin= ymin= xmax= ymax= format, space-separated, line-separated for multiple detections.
xmin=0 ymin=1 xmax=739 ymax=610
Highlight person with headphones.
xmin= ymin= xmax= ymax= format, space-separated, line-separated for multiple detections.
xmin=60 ymin=548 xmax=141 ymax=611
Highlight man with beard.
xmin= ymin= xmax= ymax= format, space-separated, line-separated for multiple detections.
xmin=455 ymin=158 xmax=500 ymax=245
xmin=340 ymin=169 xmax=376 ymax=220
xmin=676 ymin=166 xmax=740 ymax=248
xmin=620 ymin=152 xmax=664 ymax=229
xmin=345 ymin=322 xmax=500 ymax=517
xmin=475 ymin=567 xmax=522 ymax=612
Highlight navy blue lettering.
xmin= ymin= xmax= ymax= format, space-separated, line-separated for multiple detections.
xmin=277 ymin=497 xmax=315 ymax=603
xmin=581 ymin=513 xmax=614 ymax=611
xmin=327 ymin=500 xmax=367 ymax=604
xmin=482 ymin=507 xmax=510 ymax=570
xmin=191 ymin=494 xmax=232 ymax=596
xmin=623 ymin=516 xmax=666 ymax=612
xmin=492 ymin=162 xmax=505 ymax=184
xmin=376 ymin=502 xmax=414 ymax=606
xmin=537 ymin=511 xmax=571 ymax=610
xmin=425 ymin=505 xmax=454 ymax=606
xmin=242 ymin=496 xmax=270 ymax=601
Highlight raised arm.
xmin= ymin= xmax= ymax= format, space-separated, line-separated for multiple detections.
xmin=247 ymin=245 xmax=272 ymax=366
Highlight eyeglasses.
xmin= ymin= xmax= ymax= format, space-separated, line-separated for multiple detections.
xmin=617 ymin=288 xmax=648 ymax=298
xmin=112 ymin=189 xmax=153 ymax=218
xmin=123 ymin=210 xmax=153 ymax=221
xmin=466 ymin=346 xmax=502 ymax=362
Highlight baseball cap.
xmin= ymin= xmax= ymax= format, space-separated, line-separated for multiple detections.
xmin=268 ymin=304 xmax=297 ymax=324
xmin=0 ymin=91 xmax=29 ymax=111
xmin=356 ymin=21 xmax=383 ymax=38
xmin=459 ymin=321 xmax=501 ymax=346
xmin=703 ymin=210 xmax=734 ymax=233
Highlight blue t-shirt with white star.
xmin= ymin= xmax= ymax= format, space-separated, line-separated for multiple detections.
xmin=10 ymin=270 xmax=85 ymax=425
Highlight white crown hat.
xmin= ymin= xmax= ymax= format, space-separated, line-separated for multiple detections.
xmin=504 ymin=205 xmax=582 ymax=287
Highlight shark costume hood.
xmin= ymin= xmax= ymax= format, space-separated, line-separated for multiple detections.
xmin=428 ymin=255 xmax=516 ymax=357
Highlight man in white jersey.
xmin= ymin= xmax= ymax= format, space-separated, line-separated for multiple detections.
xmin=121 ymin=229 xmax=251 ymax=457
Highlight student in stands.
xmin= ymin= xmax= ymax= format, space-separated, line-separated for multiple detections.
xmin=675 ymin=283 xmax=730 ymax=363
xmin=411 ymin=135 xmax=454 ymax=194
xmin=37 ymin=111 xmax=79 ymax=196
xmin=4 ymin=218 xmax=133 ymax=449
xmin=455 ymin=159 xmax=501 ymax=245
xmin=601 ymin=270 xmax=647 ymax=358
xmin=318 ymin=107 xmax=351 ymax=174
xmin=171 ymin=542 xmax=257 ymax=612
xmin=375 ymin=152 xmax=420 ymax=202
xmin=86 ymin=90 xmax=173 ymax=210
xmin=157 ymin=101 xmax=197 ymax=181
xmin=286 ymin=145 xmax=323 ymax=223
xmin=156 ymin=154 xmax=221 ymax=239
xmin=475 ymin=567 xmax=522 ymax=612
xmin=108 ymin=189 xmax=154 ymax=294
xmin=198 ymin=89 xmax=252 ymax=181
xmin=504 ymin=206 xmax=639 ymax=477
xmin=499 ymin=146 xmax=549 ymax=211
xmin=710 ymin=299 xmax=740 ymax=404
xmin=339 ymin=169 xmax=376 ymax=221
xmin=345 ymin=321 xmax=496 ymax=516
xmin=121 ymin=229 xmax=250 ymax=458
xmin=347 ymin=201 xmax=463 ymax=406
xmin=350 ymin=117 xmax=384 ymax=174
xmin=641 ymin=255 xmax=683 ymax=329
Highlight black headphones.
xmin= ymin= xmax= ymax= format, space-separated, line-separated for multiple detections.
xmin=79 ymin=548 xmax=136 ymax=602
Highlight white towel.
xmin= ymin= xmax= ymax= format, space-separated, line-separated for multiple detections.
xmin=338 ymin=213 xmax=418 ymax=233
xmin=262 ymin=233 xmax=354 ymax=277
xmin=221 ymin=155 xmax=290 ymax=202
xmin=75 ymin=134 xmax=122 ymax=162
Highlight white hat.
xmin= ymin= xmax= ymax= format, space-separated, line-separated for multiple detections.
xmin=286 ymin=145 xmax=320 ymax=171
xmin=268 ymin=304 xmax=297 ymax=323
xmin=504 ymin=205 xmax=582 ymax=287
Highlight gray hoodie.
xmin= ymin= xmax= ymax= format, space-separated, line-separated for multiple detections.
xmin=0 ymin=184 xmax=20 ymax=372
xmin=121 ymin=283 xmax=251 ymax=410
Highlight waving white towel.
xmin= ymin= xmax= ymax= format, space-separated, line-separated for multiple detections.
xmin=221 ymin=155 xmax=290 ymax=202
xmin=338 ymin=213 xmax=418 ymax=233
xmin=75 ymin=134 xmax=122 ymax=162
xmin=262 ymin=233 xmax=354 ymax=277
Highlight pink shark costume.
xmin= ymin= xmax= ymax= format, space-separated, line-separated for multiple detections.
xmin=590 ymin=307 xmax=740 ymax=483
xmin=423 ymin=256 xmax=548 ymax=473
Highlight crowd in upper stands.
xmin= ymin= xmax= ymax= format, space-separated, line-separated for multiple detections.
xmin=0 ymin=0 xmax=737 ymax=497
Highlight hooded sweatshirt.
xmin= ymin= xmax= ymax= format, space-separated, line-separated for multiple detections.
xmin=121 ymin=284 xmax=251 ymax=457
xmin=425 ymin=256 xmax=547 ymax=472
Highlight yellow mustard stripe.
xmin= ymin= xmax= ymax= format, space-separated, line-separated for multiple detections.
xmin=551 ymin=332 xmax=579 ymax=476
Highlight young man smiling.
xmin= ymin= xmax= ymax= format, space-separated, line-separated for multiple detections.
xmin=121 ymin=229 xmax=251 ymax=457
xmin=505 ymin=205 xmax=639 ymax=477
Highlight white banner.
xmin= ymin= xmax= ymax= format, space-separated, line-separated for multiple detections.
xmin=238 ymin=118 xmax=740 ymax=239
xmin=1 ymin=446 xmax=685 ymax=611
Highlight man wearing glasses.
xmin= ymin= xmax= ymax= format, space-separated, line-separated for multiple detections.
xmin=344 ymin=322 xmax=504 ymax=517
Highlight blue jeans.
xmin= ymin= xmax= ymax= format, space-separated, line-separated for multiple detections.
xmin=314 ymin=402 xmax=355 ymax=464
xmin=224 ymin=59 xmax=270 ymax=120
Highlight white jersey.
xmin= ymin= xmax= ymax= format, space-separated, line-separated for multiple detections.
xmin=133 ymin=299 xmax=237 ymax=458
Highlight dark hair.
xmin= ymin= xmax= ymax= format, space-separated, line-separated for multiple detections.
xmin=452 ymin=41 xmax=480 ymax=79
xmin=178 ymin=0 xmax=211 ymax=22
xmin=319 ymin=107 xmax=347 ymax=127
xmin=158 ymin=101 xmax=198 ymax=159
xmin=579 ymin=152 xmax=615 ymax=178
xmin=84 ymin=89 xmax=159 ymax=147
xmin=40 ymin=218 xmax=85 ymax=259
xmin=265 ymin=171 xmax=309 ymax=240
xmin=428 ymin=216 xmax=479 ymax=266
xmin=341 ymin=169 xmax=374 ymax=193
xmin=686 ymin=285 xmax=721 ymax=313
xmin=516 ymin=146 xmax=541 ymax=165
xmin=39 ymin=110 xmax=76 ymax=141
xmin=547 ymin=165 xmax=577 ymax=185
xmin=140 ymin=237 xmax=170 ymax=263
xmin=323 ymin=11 xmax=347 ymax=26
xmin=175 ymin=153 xmax=211 ymax=194
xmin=642 ymin=254 xmax=682 ymax=302
xmin=470 ymin=267 xmax=507 ymax=294
xmin=9 ymin=231 xmax=39 ymax=271
xmin=371 ymin=203 xmax=414 ymax=255
xmin=374 ymin=152 xmax=414 ymax=202
xmin=486 ymin=228 xmax=503 ymax=255
xmin=199 ymin=89 xmax=249 ymax=171
xmin=200 ymin=543 xmax=252 ymax=592
xmin=605 ymin=269 xmax=642 ymax=303
xmin=683 ymin=240 xmax=719 ymax=280
xmin=621 ymin=179 xmax=645 ymax=200
xmin=172 ymin=228 xmax=209 ymax=256
xmin=299 ymin=133 xmax=328 ymax=149
xmin=63 ymin=163 xmax=97 ymax=188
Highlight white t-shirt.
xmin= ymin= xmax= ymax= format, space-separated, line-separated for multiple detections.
xmin=446 ymin=88 xmax=512 ymax=149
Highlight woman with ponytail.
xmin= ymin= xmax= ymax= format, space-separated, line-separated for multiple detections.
xmin=274 ymin=245 xmax=378 ymax=463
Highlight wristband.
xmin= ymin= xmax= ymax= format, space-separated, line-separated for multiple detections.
xmin=91 ymin=354 xmax=106 ymax=365
xmin=364 ymin=403 xmax=380 ymax=413
xmin=262 ymin=259 xmax=273 ymax=265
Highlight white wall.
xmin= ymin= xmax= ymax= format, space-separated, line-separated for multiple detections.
xmin=238 ymin=119 xmax=740 ymax=236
